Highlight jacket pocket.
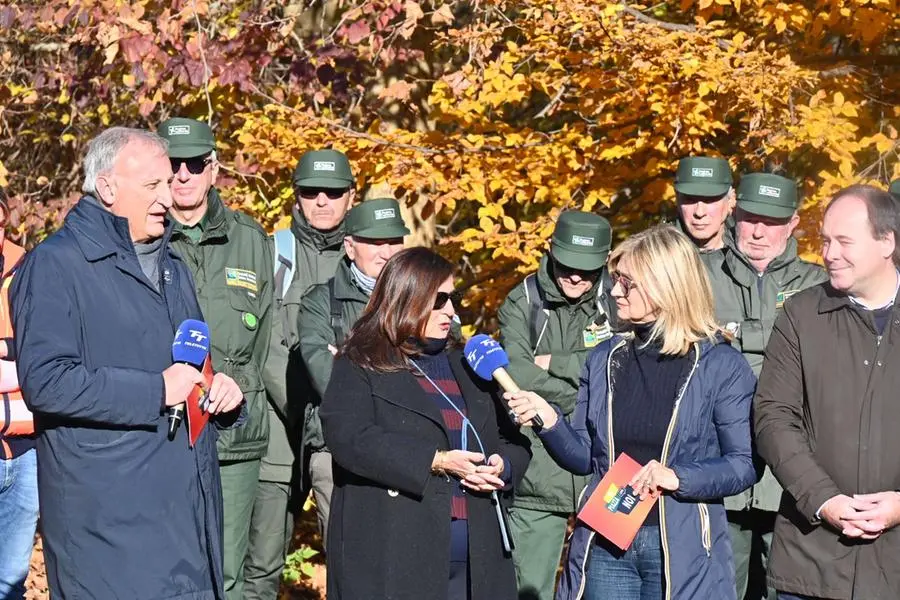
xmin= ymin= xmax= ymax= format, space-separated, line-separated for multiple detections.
xmin=698 ymin=502 xmax=711 ymax=557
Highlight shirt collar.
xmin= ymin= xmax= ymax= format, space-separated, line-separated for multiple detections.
xmin=849 ymin=269 xmax=900 ymax=311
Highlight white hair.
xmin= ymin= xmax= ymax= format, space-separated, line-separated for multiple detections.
xmin=81 ymin=127 xmax=168 ymax=195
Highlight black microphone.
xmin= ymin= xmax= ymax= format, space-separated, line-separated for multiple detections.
xmin=169 ymin=319 xmax=211 ymax=440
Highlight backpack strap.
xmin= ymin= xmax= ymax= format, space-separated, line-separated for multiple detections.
xmin=328 ymin=278 xmax=345 ymax=343
xmin=272 ymin=228 xmax=296 ymax=301
xmin=596 ymin=268 xmax=614 ymax=328
xmin=523 ymin=274 xmax=550 ymax=354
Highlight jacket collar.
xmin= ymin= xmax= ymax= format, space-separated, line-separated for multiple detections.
xmin=724 ymin=236 xmax=799 ymax=286
xmin=818 ymin=278 xmax=900 ymax=315
xmin=67 ymin=195 xmax=177 ymax=264
xmin=376 ymin=349 xmax=492 ymax=442
xmin=333 ymin=258 xmax=370 ymax=303
xmin=170 ymin=188 xmax=228 ymax=243
xmin=291 ymin=205 xmax=345 ymax=252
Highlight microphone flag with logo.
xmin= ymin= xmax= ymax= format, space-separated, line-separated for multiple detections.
xmin=464 ymin=334 xmax=544 ymax=428
xmin=170 ymin=319 xmax=213 ymax=445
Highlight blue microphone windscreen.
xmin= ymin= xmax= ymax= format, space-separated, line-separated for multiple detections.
xmin=464 ymin=334 xmax=510 ymax=381
xmin=172 ymin=319 xmax=211 ymax=367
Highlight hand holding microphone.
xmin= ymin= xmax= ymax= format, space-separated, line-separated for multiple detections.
xmin=464 ymin=334 xmax=554 ymax=429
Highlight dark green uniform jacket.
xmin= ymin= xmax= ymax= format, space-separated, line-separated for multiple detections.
xmin=707 ymin=236 xmax=827 ymax=511
xmin=169 ymin=189 xmax=275 ymax=461
xmin=297 ymin=258 xmax=367 ymax=453
xmin=260 ymin=208 xmax=345 ymax=483
xmin=497 ymin=254 xmax=615 ymax=513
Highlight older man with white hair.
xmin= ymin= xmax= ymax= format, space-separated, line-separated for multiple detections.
xmin=11 ymin=127 xmax=245 ymax=599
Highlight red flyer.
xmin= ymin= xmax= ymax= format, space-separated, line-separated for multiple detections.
xmin=184 ymin=357 xmax=214 ymax=448
xmin=577 ymin=453 xmax=659 ymax=550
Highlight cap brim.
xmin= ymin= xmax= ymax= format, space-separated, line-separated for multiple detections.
xmin=675 ymin=182 xmax=732 ymax=197
xmin=736 ymin=200 xmax=795 ymax=219
xmin=550 ymin=245 xmax=608 ymax=271
xmin=349 ymin=225 xmax=410 ymax=239
xmin=293 ymin=176 xmax=354 ymax=189
xmin=167 ymin=145 xmax=214 ymax=159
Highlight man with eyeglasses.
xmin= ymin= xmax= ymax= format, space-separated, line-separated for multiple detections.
xmin=707 ymin=172 xmax=826 ymax=600
xmin=296 ymin=198 xmax=409 ymax=547
xmin=159 ymin=117 xmax=275 ymax=600
xmin=245 ymin=149 xmax=354 ymax=599
xmin=497 ymin=210 xmax=616 ymax=600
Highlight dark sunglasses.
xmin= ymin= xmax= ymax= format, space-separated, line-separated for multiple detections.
xmin=553 ymin=260 xmax=599 ymax=279
xmin=296 ymin=187 xmax=349 ymax=200
xmin=610 ymin=272 xmax=639 ymax=296
xmin=433 ymin=290 xmax=464 ymax=310
xmin=170 ymin=154 xmax=212 ymax=175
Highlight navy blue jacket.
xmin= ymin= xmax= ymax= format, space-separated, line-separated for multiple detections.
xmin=540 ymin=335 xmax=756 ymax=600
xmin=11 ymin=198 xmax=226 ymax=599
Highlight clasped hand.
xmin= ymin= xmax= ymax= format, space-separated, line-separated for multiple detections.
xmin=821 ymin=492 xmax=900 ymax=540
xmin=432 ymin=450 xmax=506 ymax=492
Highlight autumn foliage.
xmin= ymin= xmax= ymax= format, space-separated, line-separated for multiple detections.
xmin=1 ymin=0 xmax=898 ymax=325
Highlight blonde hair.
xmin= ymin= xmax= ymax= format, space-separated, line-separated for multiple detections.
xmin=608 ymin=224 xmax=720 ymax=356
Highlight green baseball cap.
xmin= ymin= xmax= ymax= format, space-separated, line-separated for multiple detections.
xmin=158 ymin=117 xmax=216 ymax=159
xmin=345 ymin=198 xmax=410 ymax=239
xmin=890 ymin=179 xmax=900 ymax=199
xmin=292 ymin=149 xmax=354 ymax=189
xmin=674 ymin=156 xmax=733 ymax=197
xmin=550 ymin=211 xmax=612 ymax=271
xmin=736 ymin=173 xmax=798 ymax=219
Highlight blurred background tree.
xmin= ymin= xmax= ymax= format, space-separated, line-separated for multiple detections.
xmin=1 ymin=0 xmax=898 ymax=329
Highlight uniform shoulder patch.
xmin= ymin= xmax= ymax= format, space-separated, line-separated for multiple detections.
xmin=225 ymin=267 xmax=258 ymax=292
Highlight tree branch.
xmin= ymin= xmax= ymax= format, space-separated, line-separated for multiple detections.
xmin=190 ymin=0 xmax=215 ymax=125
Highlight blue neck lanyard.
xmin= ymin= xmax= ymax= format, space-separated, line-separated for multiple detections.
xmin=409 ymin=359 xmax=486 ymax=457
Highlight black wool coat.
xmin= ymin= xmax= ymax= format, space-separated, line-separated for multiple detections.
xmin=320 ymin=349 xmax=532 ymax=600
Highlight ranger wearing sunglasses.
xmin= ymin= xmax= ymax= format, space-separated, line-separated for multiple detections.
xmin=158 ymin=117 xmax=275 ymax=600
xmin=497 ymin=210 xmax=616 ymax=600
xmin=890 ymin=178 xmax=900 ymax=199
xmin=246 ymin=149 xmax=355 ymax=599
xmin=707 ymin=172 xmax=826 ymax=600
xmin=296 ymin=198 xmax=410 ymax=546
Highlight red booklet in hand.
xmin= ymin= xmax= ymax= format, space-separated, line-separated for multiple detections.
xmin=577 ymin=453 xmax=658 ymax=550
xmin=184 ymin=357 xmax=214 ymax=448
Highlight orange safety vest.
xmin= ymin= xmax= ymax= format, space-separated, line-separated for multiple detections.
xmin=0 ymin=240 xmax=30 ymax=459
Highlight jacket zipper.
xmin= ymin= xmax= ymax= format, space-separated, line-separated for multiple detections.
xmin=659 ymin=343 xmax=701 ymax=600
xmin=574 ymin=339 xmax=627 ymax=600
xmin=697 ymin=502 xmax=711 ymax=556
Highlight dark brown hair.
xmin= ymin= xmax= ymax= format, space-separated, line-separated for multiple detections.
xmin=340 ymin=246 xmax=455 ymax=372
xmin=827 ymin=184 xmax=900 ymax=266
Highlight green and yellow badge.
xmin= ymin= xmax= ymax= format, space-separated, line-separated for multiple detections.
xmin=225 ymin=268 xmax=258 ymax=293
xmin=775 ymin=290 xmax=800 ymax=309
xmin=583 ymin=319 xmax=612 ymax=348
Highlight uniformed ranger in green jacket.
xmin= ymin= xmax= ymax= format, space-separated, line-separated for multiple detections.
xmin=497 ymin=211 xmax=616 ymax=600
xmin=711 ymin=173 xmax=827 ymax=600
xmin=297 ymin=198 xmax=409 ymax=543
xmin=159 ymin=118 xmax=275 ymax=600
xmin=674 ymin=156 xmax=737 ymax=272
xmin=245 ymin=150 xmax=354 ymax=599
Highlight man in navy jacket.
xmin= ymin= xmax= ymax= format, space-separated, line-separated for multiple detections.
xmin=11 ymin=127 xmax=244 ymax=599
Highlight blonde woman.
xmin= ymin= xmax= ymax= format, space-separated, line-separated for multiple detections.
xmin=508 ymin=224 xmax=756 ymax=600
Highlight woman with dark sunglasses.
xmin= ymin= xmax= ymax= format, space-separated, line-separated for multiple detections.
xmin=508 ymin=225 xmax=756 ymax=600
xmin=320 ymin=246 xmax=531 ymax=600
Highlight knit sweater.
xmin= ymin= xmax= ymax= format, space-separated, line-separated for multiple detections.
xmin=612 ymin=323 xmax=692 ymax=525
